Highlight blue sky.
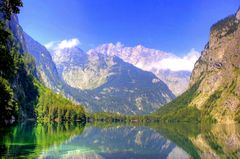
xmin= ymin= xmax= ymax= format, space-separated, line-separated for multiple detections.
xmin=19 ymin=0 xmax=239 ymax=55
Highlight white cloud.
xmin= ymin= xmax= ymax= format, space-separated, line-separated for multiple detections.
xmin=44 ymin=38 xmax=81 ymax=50
xmin=58 ymin=38 xmax=81 ymax=49
xmin=151 ymin=48 xmax=200 ymax=71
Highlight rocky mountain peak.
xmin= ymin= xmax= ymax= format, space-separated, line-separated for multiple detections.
xmin=46 ymin=44 xmax=175 ymax=114
xmin=88 ymin=43 xmax=192 ymax=96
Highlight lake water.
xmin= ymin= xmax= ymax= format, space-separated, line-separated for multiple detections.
xmin=0 ymin=121 xmax=240 ymax=159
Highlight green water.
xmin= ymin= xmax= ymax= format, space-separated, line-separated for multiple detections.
xmin=0 ymin=121 xmax=240 ymax=159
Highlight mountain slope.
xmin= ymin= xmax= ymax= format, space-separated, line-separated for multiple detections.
xmin=50 ymin=47 xmax=175 ymax=114
xmin=89 ymin=43 xmax=195 ymax=96
xmin=23 ymin=33 xmax=176 ymax=114
xmin=1 ymin=13 xmax=39 ymax=121
xmin=156 ymin=9 xmax=240 ymax=123
xmin=0 ymin=4 xmax=86 ymax=124
xmin=24 ymin=32 xmax=62 ymax=91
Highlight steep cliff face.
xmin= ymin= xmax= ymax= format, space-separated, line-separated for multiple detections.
xmin=6 ymin=15 xmax=27 ymax=54
xmin=3 ymin=15 xmax=39 ymax=119
xmin=24 ymin=32 xmax=62 ymax=91
xmin=189 ymin=9 xmax=240 ymax=123
xmin=156 ymin=9 xmax=240 ymax=123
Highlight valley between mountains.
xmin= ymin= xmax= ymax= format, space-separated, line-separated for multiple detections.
xmin=0 ymin=1 xmax=240 ymax=125
xmin=2 ymin=2 xmax=240 ymax=159
xmin=28 ymin=8 xmax=240 ymax=123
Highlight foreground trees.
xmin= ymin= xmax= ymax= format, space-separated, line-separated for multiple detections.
xmin=0 ymin=0 xmax=24 ymax=124
xmin=0 ymin=0 xmax=86 ymax=125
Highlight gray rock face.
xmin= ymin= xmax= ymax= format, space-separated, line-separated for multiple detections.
xmin=50 ymin=47 xmax=175 ymax=114
xmin=89 ymin=43 xmax=192 ymax=96
xmin=51 ymin=47 xmax=108 ymax=90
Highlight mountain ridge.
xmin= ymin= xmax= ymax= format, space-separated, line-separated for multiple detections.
xmin=49 ymin=46 xmax=175 ymax=114
xmin=88 ymin=43 xmax=197 ymax=96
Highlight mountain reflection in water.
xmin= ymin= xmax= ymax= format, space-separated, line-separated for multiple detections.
xmin=0 ymin=121 xmax=240 ymax=159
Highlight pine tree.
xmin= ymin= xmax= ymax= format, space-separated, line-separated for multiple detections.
xmin=0 ymin=0 xmax=23 ymax=125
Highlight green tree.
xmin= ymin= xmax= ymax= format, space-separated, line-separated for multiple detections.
xmin=0 ymin=0 xmax=23 ymax=125
xmin=0 ymin=77 xmax=18 ymax=123
xmin=0 ymin=0 xmax=23 ymax=20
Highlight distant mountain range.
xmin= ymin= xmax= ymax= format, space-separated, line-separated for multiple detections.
xmin=25 ymin=34 xmax=175 ymax=114
xmin=51 ymin=46 xmax=175 ymax=114
xmin=89 ymin=43 xmax=196 ymax=95
xmin=21 ymin=13 xmax=202 ymax=115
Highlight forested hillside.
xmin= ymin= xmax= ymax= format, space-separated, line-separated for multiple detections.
xmin=0 ymin=0 xmax=85 ymax=125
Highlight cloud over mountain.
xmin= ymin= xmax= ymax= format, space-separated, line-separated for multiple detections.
xmin=88 ymin=43 xmax=200 ymax=95
xmin=90 ymin=42 xmax=200 ymax=72
xmin=45 ymin=38 xmax=81 ymax=50
xmin=154 ymin=48 xmax=200 ymax=71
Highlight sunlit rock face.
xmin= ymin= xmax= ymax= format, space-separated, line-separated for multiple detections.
xmin=50 ymin=47 xmax=175 ymax=114
xmin=89 ymin=43 xmax=195 ymax=96
xmin=52 ymin=48 xmax=113 ymax=90
xmin=188 ymin=9 xmax=240 ymax=123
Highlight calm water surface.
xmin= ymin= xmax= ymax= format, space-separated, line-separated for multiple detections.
xmin=0 ymin=121 xmax=240 ymax=159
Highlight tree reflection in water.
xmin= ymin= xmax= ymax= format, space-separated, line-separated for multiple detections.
xmin=0 ymin=121 xmax=240 ymax=158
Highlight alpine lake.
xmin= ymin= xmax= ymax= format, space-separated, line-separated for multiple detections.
xmin=0 ymin=121 xmax=240 ymax=159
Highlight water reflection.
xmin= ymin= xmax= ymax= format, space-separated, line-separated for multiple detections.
xmin=1 ymin=122 xmax=240 ymax=158
xmin=0 ymin=121 xmax=85 ymax=158
xmin=41 ymin=125 xmax=190 ymax=159
xmin=191 ymin=124 xmax=240 ymax=158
